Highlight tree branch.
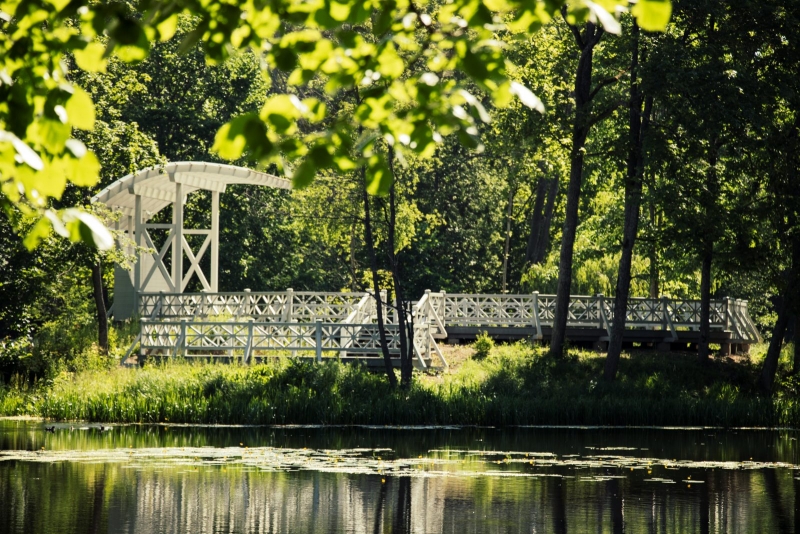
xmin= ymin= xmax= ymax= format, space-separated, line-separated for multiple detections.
xmin=586 ymin=98 xmax=626 ymax=129
xmin=561 ymin=6 xmax=585 ymax=48
xmin=588 ymin=71 xmax=626 ymax=102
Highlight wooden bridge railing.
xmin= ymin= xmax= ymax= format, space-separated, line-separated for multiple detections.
xmin=132 ymin=290 xmax=761 ymax=364
xmin=139 ymin=319 xmax=434 ymax=368
xmin=138 ymin=290 xmax=366 ymax=322
xmin=429 ymin=292 xmax=761 ymax=343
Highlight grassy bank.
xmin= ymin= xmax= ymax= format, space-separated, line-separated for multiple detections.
xmin=1 ymin=342 xmax=799 ymax=427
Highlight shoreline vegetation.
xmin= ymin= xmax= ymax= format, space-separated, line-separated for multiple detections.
xmin=2 ymin=342 xmax=800 ymax=428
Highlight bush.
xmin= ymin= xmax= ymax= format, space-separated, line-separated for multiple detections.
xmin=473 ymin=332 xmax=494 ymax=359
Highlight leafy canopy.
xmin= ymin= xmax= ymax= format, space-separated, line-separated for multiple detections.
xmin=0 ymin=0 xmax=671 ymax=248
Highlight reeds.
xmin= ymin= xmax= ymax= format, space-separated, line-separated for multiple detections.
xmin=1 ymin=342 xmax=797 ymax=427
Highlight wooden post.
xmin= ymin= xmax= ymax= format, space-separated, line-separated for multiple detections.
xmin=284 ymin=288 xmax=294 ymax=322
xmin=210 ymin=190 xmax=220 ymax=292
xmin=243 ymin=288 xmax=251 ymax=317
xmin=134 ymin=194 xmax=143 ymax=299
xmin=532 ymin=291 xmax=542 ymax=340
xmin=172 ymin=180 xmax=184 ymax=292
xmin=315 ymin=319 xmax=323 ymax=363
xmin=177 ymin=319 xmax=187 ymax=359
xmin=244 ymin=320 xmax=254 ymax=365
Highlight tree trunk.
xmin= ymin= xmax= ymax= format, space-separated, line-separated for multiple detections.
xmin=648 ymin=204 xmax=660 ymax=298
xmin=388 ymin=179 xmax=414 ymax=389
xmin=605 ymin=23 xmax=651 ymax=381
xmin=501 ymin=187 xmax=514 ymax=292
xmin=793 ymin=314 xmax=800 ymax=374
xmin=538 ymin=178 xmax=558 ymax=264
xmin=91 ymin=260 xmax=108 ymax=354
xmin=525 ymin=177 xmax=547 ymax=264
xmin=525 ymin=177 xmax=558 ymax=269
xmin=697 ymin=241 xmax=713 ymax=363
xmin=550 ymin=18 xmax=604 ymax=358
xmin=760 ymin=235 xmax=800 ymax=392
xmin=698 ymin=141 xmax=719 ymax=363
xmin=362 ymin=184 xmax=397 ymax=388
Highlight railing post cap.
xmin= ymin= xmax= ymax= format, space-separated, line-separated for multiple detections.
xmin=286 ymin=288 xmax=293 ymax=292
xmin=425 ymin=289 xmax=431 ymax=294
xmin=244 ymin=288 xmax=251 ymax=292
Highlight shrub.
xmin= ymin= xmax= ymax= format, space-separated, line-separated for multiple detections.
xmin=473 ymin=332 xmax=494 ymax=360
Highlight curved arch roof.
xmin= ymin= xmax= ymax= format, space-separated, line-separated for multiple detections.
xmin=92 ymin=161 xmax=291 ymax=231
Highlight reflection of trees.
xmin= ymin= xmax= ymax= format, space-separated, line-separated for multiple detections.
xmin=373 ymin=477 xmax=387 ymax=534
xmin=553 ymin=479 xmax=567 ymax=534
xmin=699 ymin=474 xmax=709 ymax=534
xmin=607 ymin=478 xmax=623 ymax=534
xmin=89 ymin=467 xmax=106 ymax=534
xmin=6 ymin=460 xmax=800 ymax=533
xmin=763 ymin=469 xmax=791 ymax=534
xmin=392 ymin=477 xmax=412 ymax=534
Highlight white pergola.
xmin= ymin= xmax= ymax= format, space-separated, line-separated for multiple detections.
xmin=92 ymin=162 xmax=291 ymax=319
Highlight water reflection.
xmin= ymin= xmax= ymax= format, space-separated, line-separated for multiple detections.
xmin=1 ymin=421 xmax=799 ymax=533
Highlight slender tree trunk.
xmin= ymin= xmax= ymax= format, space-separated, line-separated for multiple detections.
xmin=793 ymin=315 xmax=800 ymax=374
xmin=363 ymin=184 xmax=397 ymax=388
xmin=550 ymin=18 xmax=604 ymax=357
xmin=760 ymin=236 xmax=800 ymax=392
xmin=501 ymin=187 xmax=514 ymax=292
xmin=525 ymin=177 xmax=558 ymax=270
xmin=91 ymin=260 xmax=108 ymax=354
xmin=648 ymin=204 xmax=660 ymax=298
xmin=388 ymin=179 xmax=413 ymax=389
xmin=697 ymin=241 xmax=713 ymax=362
xmin=605 ymin=23 xmax=652 ymax=381
xmin=538 ymin=178 xmax=558 ymax=264
xmin=349 ymin=221 xmax=358 ymax=292
xmin=525 ymin=177 xmax=548 ymax=264
xmin=698 ymin=141 xmax=719 ymax=363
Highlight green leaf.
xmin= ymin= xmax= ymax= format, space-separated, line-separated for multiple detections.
xmin=328 ymin=0 xmax=351 ymax=22
xmin=73 ymin=42 xmax=108 ymax=73
xmin=23 ymin=217 xmax=52 ymax=250
xmin=213 ymin=113 xmax=264 ymax=160
xmin=0 ymin=131 xmax=43 ymax=170
xmin=36 ymin=119 xmax=71 ymax=153
xmin=62 ymin=208 xmax=114 ymax=250
xmin=156 ymin=14 xmax=180 ymax=41
xmin=365 ymin=157 xmax=393 ymax=196
xmin=65 ymin=88 xmax=96 ymax=130
xmin=66 ymin=151 xmax=101 ymax=187
xmin=376 ymin=45 xmax=405 ymax=79
xmin=291 ymin=158 xmax=316 ymax=189
xmin=631 ymin=0 xmax=672 ymax=32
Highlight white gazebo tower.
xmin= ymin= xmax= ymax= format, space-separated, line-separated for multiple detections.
xmin=92 ymin=162 xmax=291 ymax=319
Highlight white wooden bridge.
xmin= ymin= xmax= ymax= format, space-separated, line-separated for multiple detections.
xmin=90 ymin=162 xmax=760 ymax=368
xmin=128 ymin=289 xmax=761 ymax=368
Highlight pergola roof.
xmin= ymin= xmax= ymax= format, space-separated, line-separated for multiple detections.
xmin=92 ymin=161 xmax=291 ymax=231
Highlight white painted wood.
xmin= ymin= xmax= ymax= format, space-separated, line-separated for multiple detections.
xmin=172 ymin=179 xmax=183 ymax=291
xmin=210 ymin=190 xmax=219 ymax=292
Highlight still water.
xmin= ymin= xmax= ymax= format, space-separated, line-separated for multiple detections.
xmin=1 ymin=419 xmax=799 ymax=533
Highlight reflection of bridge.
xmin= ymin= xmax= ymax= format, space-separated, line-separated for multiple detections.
xmin=92 ymin=162 xmax=760 ymax=367
xmin=130 ymin=289 xmax=761 ymax=368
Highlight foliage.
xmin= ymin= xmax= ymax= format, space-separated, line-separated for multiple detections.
xmin=472 ymin=331 xmax=494 ymax=359
xmin=1 ymin=0 xmax=671 ymax=251
xmin=5 ymin=343 xmax=800 ymax=427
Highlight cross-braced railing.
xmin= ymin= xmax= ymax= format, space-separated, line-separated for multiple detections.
xmin=129 ymin=290 xmax=760 ymax=366
xmin=139 ymin=319 xmax=435 ymax=368
xmin=429 ymin=292 xmax=760 ymax=343
xmin=138 ymin=290 xmax=366 ymax=322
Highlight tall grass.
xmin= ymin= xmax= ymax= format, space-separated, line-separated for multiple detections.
xmin=2 ymin=342 xmax=799 ymax=427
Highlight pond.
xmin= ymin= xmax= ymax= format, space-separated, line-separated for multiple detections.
xmin=1 ymin=419 xmax=799 ymax=533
